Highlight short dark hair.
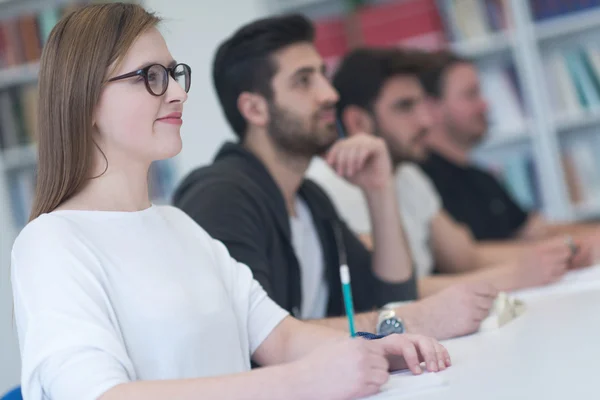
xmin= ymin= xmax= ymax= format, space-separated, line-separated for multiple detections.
xmin=212 ymin=14 xmax=315 ymax=139
xmin=333 ymin=47 xmax=428 ymax=121
xmin=418 ymin=50 xmax=473 ymax=99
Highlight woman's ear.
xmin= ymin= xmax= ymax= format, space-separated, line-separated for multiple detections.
xmin=342 ymin=105 xmax=375 ymax=137
xmin=238 ymin=92 xmax=269 ymax=129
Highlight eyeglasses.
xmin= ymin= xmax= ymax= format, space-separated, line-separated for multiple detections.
xmin=107 ymin=63 xmax=191 ymax=96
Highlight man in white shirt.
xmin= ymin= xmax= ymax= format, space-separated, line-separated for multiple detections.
xmin=309 ymin=48 xmax=576 ymax=297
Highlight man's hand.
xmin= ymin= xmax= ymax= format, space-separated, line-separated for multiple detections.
xmin=405 ymin=282 xmax=499 ymax=340
xmin=291 ymin=335 xmax=450 ymax=400
xmin=513 ymin=237 xmax=571 ymax=287
xmin=325 ymin=135 xmax=393 ymax=190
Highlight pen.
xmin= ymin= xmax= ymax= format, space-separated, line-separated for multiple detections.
xmin=333 ymin=221 xmax=356 ymax=337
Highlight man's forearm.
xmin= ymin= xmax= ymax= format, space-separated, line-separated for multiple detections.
xmin=475 ymin=240 xmax=528 ymax=268
xmin=364 ymin=180 xmax=412 ymax=282
xmin=306 ymin=305 xmax=426 ymax=337
xmin=307 ymin=312 xmax=378 ymax=333
xmin=418 ymin=265 xmax=519 ymax=297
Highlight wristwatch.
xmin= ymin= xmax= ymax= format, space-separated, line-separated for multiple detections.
xmin=376 ymin=309 xmax=405 ymax=336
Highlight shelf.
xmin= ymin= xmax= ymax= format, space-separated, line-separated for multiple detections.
xmin=450 ymin=31 xmax=512 ymax=58
xmin=555 ymin=111 xmax=600 ymax=133
xmin=0 ymin=62 xmax=39 ymax=90
xmin=1 ymin=144 xmax=37 ymax=171
xmin=536 ymin=7 xmax=600 ymax=41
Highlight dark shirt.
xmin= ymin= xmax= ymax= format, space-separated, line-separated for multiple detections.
xmin=172 ymin=142 xmax=417 ymax=320
xmin=421 ymin=151 xmax=529 ymax=241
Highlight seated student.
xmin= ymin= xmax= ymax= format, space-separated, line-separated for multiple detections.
xmin=308 ymin=47 xmax=576 ymax=297
xmin=173 ymin=13 xmax=498 ymax=340
xmin=10 ymin=5 xmax=450 ymax=400
xmin=418 ymin=50 xmax=599 ymax=257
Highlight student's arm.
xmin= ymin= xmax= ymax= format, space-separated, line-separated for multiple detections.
xmin=519 ymin=213 xmax=599 ymax=240
xmin=326 ymin=136 xmax=413 ymax=283
xmin=419 ymin=237 xmax=573 ymax=297
xmin=102 ymin=315 xmax=449 ymax=400
xmin=430 ymin=211 xmax=478 ymax=273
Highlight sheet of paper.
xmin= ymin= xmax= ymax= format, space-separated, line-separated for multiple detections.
xmin=364 ymin=370 xmax=448 ymax=399
xmin=511 ymin=264 xmax=600 ymax=302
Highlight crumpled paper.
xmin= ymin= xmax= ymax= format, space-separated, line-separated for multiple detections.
xmin=479 ymin=291 xmax=526 ymax=331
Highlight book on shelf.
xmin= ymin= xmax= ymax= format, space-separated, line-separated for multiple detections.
xmin=543 ymin=45 xmax=600 ymax=118
xmin=436 ymin=0 xmax=509 ymax=42
xmin=0 ymin=83 xmax=37 ymax=150
xmin=529 ymin=0 xmax=600 ymax=21
xmin=562 ymin=140 xmax=600 ymax=208
xmin=313 ymin=0 xmax=445 ymax=71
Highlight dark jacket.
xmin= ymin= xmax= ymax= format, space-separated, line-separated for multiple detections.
xmin=172 ymin=142 xmax=417 ymax=319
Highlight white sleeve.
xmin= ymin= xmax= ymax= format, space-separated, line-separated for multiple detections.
xmin=398 ymin=164 xmax=442 ymax=221
xmin=11 ymin=217 xmax=134 ymax=400
xmin=306 ymin=158 xmax=371 ymax=233
xmin=208 ymin=238 xmax=289 ymax=355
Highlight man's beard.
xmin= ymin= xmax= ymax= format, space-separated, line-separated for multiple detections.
xmin=374 ymin=119 xmax=428 ymax=166
xmin=267 ymin=102 xmax=338 ymax=158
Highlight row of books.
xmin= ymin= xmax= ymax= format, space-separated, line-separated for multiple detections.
xmin=0 ymin=4 xmax=72 ymax=69
xmin=530 ymin=0 xmax=600 ymax=21
xmin=485 ymin=139 xmax=600 ymax=213
xmin=437 ymin=0 xmax=509 ymax=42
xmin=314 ymin=0 xmax=446 ymax=68
xmin=0 ymin=85 xmax=37 ymax=150
xmin=562 ymin=140 xmax=600 ymax=207
xmin=6 ymin=159 xmax=179 ymax=228
xmin=543 ymin=44 xmax=600 ymax=117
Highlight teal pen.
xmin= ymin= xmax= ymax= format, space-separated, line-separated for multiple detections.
xmin=333 ymin=221 xmax=356 ymax=337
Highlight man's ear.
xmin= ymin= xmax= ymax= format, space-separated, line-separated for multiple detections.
xmin=341 ymin=105 xmax=375 ymax=137
xmin=238 ymin=92 xmax=269 ymax=129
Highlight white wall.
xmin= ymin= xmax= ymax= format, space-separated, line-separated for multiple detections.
xmin=0 ymin=0 xmax=270 ymax=394
xmin=145 ymin=0 xmax=270 ymax=180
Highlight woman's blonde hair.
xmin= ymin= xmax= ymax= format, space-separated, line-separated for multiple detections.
xmin=30 ymin=2 xmax=160 ymax=221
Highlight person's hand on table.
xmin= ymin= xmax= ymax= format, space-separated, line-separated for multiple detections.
xmin=291 ymin=334 xmax=450 ymax=400
xmin=402 ymin=282 xmax=498 ymax=340
xmin=514 ymin=237 xmax=571 ymax=287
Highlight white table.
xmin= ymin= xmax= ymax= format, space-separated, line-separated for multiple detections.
xmin=372 ymin=265 xmax=600 ymax=399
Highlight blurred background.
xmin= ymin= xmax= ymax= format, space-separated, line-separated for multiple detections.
xmin=2 ymin=0 xmax=600 ymax=393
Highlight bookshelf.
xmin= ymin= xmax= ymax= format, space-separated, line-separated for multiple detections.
xmin=266 ymin=0 xmax=600 ymax=222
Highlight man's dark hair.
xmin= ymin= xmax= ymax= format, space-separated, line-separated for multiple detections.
xmin=418 ymin=50 xmax=473 ymax=99
xmin=212 ymin=14 xmax=315 ymax=140
xmin=332 ymin=47 xmax=428 ymax=121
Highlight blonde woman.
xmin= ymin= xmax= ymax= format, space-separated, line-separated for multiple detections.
xmin=11 ymin=3 xmax=450 ymax=400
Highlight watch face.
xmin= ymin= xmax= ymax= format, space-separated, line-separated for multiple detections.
xmin=379 ymin=318 xmax=405 ymax=336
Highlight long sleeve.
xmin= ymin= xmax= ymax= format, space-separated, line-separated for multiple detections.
xmin=11 ymin=217 xmax=134 ymax=400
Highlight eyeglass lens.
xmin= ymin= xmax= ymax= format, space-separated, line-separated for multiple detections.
xmin=147 ymin=64 xmax=191 ymax=96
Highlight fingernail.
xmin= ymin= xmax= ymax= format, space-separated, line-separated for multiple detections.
xmin=429 ymin=361 xmax=437 ymax=372
xmin=446 ymin=358 xmax=452 ymax=366
xmin=438 ymin=360 xmax=445 ymax=370
xmin=415 ymin=365 xmax=422 ymax=374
